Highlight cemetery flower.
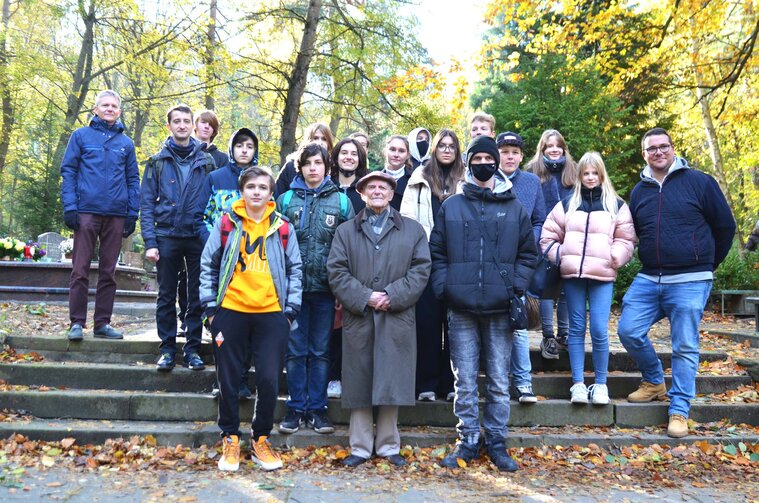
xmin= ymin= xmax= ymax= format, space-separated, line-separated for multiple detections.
xmin=59 ymin=238 xmax=74 ymax=255
xmin=0 ymin=236 xmax=26 ymax=260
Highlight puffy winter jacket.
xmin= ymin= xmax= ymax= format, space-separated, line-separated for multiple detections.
xmin=541 ymin=186 xmax=636 ymax=282
xmin=429 ymin=180 xmax=537 ymax=316
xmin=60 ymin=116 xmax=140 ymax=218
xmin=276 ymin=176 xmax=354 ymax=293
xmin=630 ymin=158 xmax=735 ymax=275
xmin=400 ymin=167 xmax=436 ymax=238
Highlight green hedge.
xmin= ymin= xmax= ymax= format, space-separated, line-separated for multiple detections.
xmin=612 ymin=243 xmax=759 ymax=305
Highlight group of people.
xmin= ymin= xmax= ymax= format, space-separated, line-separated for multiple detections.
xmin=61 ymin=90 xmax=736 ymax=475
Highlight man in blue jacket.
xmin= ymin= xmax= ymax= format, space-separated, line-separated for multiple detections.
xmin=140 ymin=104 xmax=213 ymax=372
xmin=60 ymin=90 xmax=140 ymax=342
xmin=618 ymin=127 xmax=736 ymax=438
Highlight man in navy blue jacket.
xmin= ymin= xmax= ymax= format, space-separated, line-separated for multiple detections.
xmin=60 ymin=90 xmax=140 ymax=342
xmin=618 ymin=127 xmax=735 ymax=438
xmin=140 ymin=104 xmax=212 ymax=372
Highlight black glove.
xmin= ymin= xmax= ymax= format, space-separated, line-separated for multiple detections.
xmin=64 ymin=211 xmax=80 ymax=231
xmin=122 ymin=218 xmax=136 ymax=238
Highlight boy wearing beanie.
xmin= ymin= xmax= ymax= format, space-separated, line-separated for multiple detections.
xmin=429 ymin=135 xmax=537 ymax=472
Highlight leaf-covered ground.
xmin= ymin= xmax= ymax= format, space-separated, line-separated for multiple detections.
xmin=0 ymin=434 xmax=757 ymax=501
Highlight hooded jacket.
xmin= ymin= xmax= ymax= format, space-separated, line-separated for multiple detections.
xmin=139 ymin=137 xmax=211 ymax=249
xmin=276 ymin=175 xmax=354 ymax=294
xmin=61 ymin=116 xmax=140 ymax=218
xmin=198 ymin=128 xmax=260 ymax=241
xmin=429 ymin=179 xmax=537 ymax=317
xmin=407 ymin=127 xmax=431 ymax=169
xmin=541 ymin=186 xmax=636 ymax=282
xmin=199 ymin=199 xmax=302 ymax=322
xmin=629 ymin=156 xmax=735 ymax=276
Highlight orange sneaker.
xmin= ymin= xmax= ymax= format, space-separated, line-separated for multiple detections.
xmin=251 ymin=436 xmax=282 ymax=471
xmin=218 ymin=435 xmax=240 ymax=471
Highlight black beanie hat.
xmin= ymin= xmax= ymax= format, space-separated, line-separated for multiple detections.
xmin=466 ymin=135 xmax=500 ymax=168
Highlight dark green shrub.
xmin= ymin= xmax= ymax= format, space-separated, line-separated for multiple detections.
xmin=713 ymin=243 xmax=759 ymax=291
xmin=613 ymin=251 xmax=641 ymax=305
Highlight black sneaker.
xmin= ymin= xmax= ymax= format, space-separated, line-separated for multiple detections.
xmin=278 ymin=409 xmax=304 ymax=434
xmin=540 ymin=337 xmax=559 ymax=360
xmin=67 ymin=324 xmax=83 ymax=342
xmin=93 ymin=324 xmax=123 ymax=340
xmin=555 ymin=335 xmax=568 ymax=351
xmin=156 ymin=353 xmax=175 ymax=371
xmin=238 ymin=383 xmax=253 ymax=400
xmin=486 ymin=442 xmax=519 ymax=472
xmin=440 ymin=439 xmax=481 ymax=468
xmin=307 ymin=410 xmax=335 ymax=434
xmin=183 ymin=353 xmax=205 ymax=370
xmin=516 ymin=385 xmax=538 ymax=404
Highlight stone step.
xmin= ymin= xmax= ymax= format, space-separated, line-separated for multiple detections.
xmin=1 ymin=389 xmax=757 ymax=427
xmin=0 ymin=361 xmax=748 ymax=398
xmin=1 ymin=419 xmax=756 ymax=451
xmin=2 ymin=335 xmax=731 ymax=372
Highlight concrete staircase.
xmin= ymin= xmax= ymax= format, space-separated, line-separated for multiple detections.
xmin=1 ymin=333 xmax=757 ymax=448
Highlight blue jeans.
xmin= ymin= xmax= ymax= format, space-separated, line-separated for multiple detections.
xmin=448 ymin=309 xmax=512 ymax=445
xmin=563 ymin=278 xmax=613 ymax=384
xmin=510 ymin=297 xmax=531 ymax=388
xmin=540 ymin=293 xmax=568 ymax=339
xmin=285 ymin=292 xmax=335 ymax=412
xmin=618 ymin=276 xmax=712 ymax=417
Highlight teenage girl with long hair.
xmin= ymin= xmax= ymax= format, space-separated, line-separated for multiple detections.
xmin=540 ymin=152 xmax=636 ymax=404
xmin=526 ymin=129 xmax=577 ymax=360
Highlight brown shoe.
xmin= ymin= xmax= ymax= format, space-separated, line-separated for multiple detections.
xmin=667 ymin=414 xmax=688 ymax=438
xmin=627 ymin=381 xmax=667 ymax=402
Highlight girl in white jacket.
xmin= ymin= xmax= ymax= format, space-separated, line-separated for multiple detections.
xmin=540 ymin=152 xmax=636 ymax=405
xmin=400 ymin=129 xmax=465 ymax=402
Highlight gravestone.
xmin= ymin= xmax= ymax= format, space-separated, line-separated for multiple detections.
xmin=38 ymin=232 xmax=65 ymax=262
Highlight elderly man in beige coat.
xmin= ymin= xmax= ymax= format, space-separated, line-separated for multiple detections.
xmin=327 ymin=171 xmax=431 ymax=468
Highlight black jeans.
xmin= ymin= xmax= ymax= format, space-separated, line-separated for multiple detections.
xmin=415 ymin=281 xmax=453 ymax=396
xmin=213 ymin=308 xmax=289 ymax=438
xmin=155 ymin=236 xmax=203 ymax=357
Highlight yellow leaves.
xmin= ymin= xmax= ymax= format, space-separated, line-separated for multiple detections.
xmin=456 ymin=458 xmax=467 ymax=468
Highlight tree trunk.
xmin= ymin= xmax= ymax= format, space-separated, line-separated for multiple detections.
xmin=52 ymin=0 xmax=97 ymax=171
xmin=204 ymin=0 xmax=218 ymax=110
xmin=279 ymin=0 xmax=322 ymax=165
xmin=690 ymin=27 xmax=743 ymax=245
xmin=0 ymin=0 xmax=14 ymax=179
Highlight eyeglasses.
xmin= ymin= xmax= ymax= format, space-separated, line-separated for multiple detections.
xmin=437 ymin=144 xmax=456 ymax=152
xmin=644 ymin=144 xmax=671 ymax=154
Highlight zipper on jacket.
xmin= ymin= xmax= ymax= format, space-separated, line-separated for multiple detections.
xmin=578 ymin=202 xmax=592 ymax=278
xmin=478 ymin=200 xmax=485 ymax=295
xmin=656 ymin=185 xmax=663 ymax=279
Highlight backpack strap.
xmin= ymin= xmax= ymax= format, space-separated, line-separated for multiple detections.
xmin=338 ymin=192 xmax=351 ymax=219
xmin=220 ymin=213 xmax=234 ymax=249
xmin=202 ymin=152 xmax=217 ymax=174
xmin=280 ymin=190 xmax=294 ymax=210
xmin=278 ymin=222 xmax=289 ymax=251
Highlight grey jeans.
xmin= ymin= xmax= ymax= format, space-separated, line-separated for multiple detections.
xmin=448 ymin=309 xmax=513 ymax=445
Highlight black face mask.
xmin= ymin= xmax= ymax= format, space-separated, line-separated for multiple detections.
xmin=339 ymin=167 xmax=356 ymax=178
xmin=470 ymin=162 xmax=498 ymax=182
xmin=416 ymin=140 xmax=430 ymax=157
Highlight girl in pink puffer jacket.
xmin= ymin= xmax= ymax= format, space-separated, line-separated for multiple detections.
xmin=540 ymin=152 xmax=636 ymax=405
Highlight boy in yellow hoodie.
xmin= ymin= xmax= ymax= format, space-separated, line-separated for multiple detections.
xmin=199 ymin=166 xmax=302 ymax=472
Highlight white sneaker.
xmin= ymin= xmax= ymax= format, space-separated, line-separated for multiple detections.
xmin=446 ymin=391 xmax=456 ymax=402
xmin=588 ymin=383 xmax=610 ymax=405
xmin=327 ymin=380 xmax=342 ymax=398
xmin=417 ymin=391 xmax=436 ymax=401
xmin=570 ymin=383 xmax=589 ymax=404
